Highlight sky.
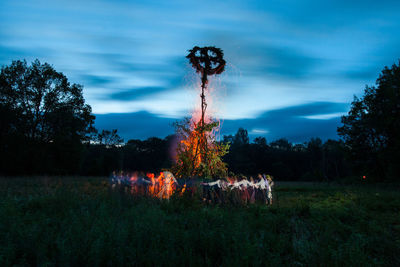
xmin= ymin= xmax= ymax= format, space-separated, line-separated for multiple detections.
xmin=1 ymin=0 xmax=399 ymax=142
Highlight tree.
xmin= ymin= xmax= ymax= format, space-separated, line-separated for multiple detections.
xmin=0 ymin=59 xmax=95 ymax=174
xmin=223 ymin=134 xmax=234 ymax=144
xmin=171 ymin=118 xmax=229 ymax=179
xmin=233 ymin=128 xmax=249 ymax=146
xmin=306 ymin=137 xmax=325 ymax=180
xmin=253 ymin=136 xmax=267 ymax=147
xmin=323 ymin=139 xmax=349 ymax=180
xmin=97 ymin=129 xmax=123 ymax=147
xmin=338 ymin=61 xmax=400 ymax=181
xmin=224 ymin=128 xmax=253 ymax=174
xmin=270 ymin=138 xmax=292 ymax=151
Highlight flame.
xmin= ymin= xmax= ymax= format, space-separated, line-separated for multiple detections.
xmin=130 ymin=173 xmax=138 ymax=182
xmin=175 ymin=118 xmax=224 ymax=178
xmin=181 ymin=184 xmax=186 ymax=195
xmin=179 ymin=120 xmax=203 ymax=169
xmin=112 ymin=171 xmax=183 ymax=200
xmin=171 ymin=72 xmax=229 ymax=179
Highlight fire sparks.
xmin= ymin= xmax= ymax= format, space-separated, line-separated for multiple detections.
xmin=171 ymin=79 xmax=228 ymax=179
xmin=170 ymin=46 xmax=229 ymax=179
xmin=112 ymin=46 xmax=229 ymax=188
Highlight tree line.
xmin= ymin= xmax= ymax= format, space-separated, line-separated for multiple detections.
xmin=1 ymin=59 xmax=399 ymax=181
xmin=77 ymin=131 xmax=351 ymax=181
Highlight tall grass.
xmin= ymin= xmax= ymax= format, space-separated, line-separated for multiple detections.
xmin=0 ymin=177 xmax=399 ymax=266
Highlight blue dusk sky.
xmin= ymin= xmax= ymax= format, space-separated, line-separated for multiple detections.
xmin=1 ymin=0 xmax=399 ymax=142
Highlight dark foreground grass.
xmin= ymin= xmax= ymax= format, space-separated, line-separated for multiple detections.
xmin=0 ymin=177 xmax=399 ymax=266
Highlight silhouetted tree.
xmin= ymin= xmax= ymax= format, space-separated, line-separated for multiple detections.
xmin=233 ymin=128 xmax=249 ymax=146
xmin=223 ymin=134 xmax=234 ymax=144
xmin=223 ymin=128 xmax=253 ymax=174
xmin=221 ymin=130 xmax=352 ymax=181
xmin=0 ymin=59 xmax=95 ymax=174
xmin=253 ymin=136 xmax=267 ymax=147
xmin=323 ymin=139 xmax=349 ymax=180
xmin=305 ymin=137 xmax=325 ymax=180
xmin=97 ymin=129 xmax=123 ymax=147
xmin=270 ymin=138 xmax=292 ymax=151
xmin=338 ymin=61 xmax=400 ymax=181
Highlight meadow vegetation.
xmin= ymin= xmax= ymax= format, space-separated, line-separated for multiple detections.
xmin=0 ymin=177 xmax=399 ymax=266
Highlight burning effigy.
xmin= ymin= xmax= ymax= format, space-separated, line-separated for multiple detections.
xmin=110 ymin=46 xmax=274 ymax=205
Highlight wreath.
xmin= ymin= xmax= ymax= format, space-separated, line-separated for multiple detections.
xmin=186 ymin=46 xmax=226 ymax=75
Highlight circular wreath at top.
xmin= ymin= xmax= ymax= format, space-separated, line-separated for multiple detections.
xmin=186 ymin=46 xmax=226 ymax=76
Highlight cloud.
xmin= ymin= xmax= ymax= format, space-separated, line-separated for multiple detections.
xmin=107 ymin=86 xmax=169 ymax=101
xmin=79 ymin=74 xmax=114 ymax=87
xmin=94 ymin=101 xmax=349 ymax=143
xmin=250 ymin=0 xmax=400 ymax=32
xmin=0 ymin=45 xmax=54 ymax=64
xmin=0 ymin=45 xmax=23 ymax=62
xmin=238 ymin=44 xmax=321 ymax=80
xmin=207 ymin=33 xmax=322 ymax=81
xmin=262 ymin=101 xmax=348 ymax=117
xmin=94 ymin=111 xmax=176 ymax=140
xmin=220 ymin=101 xmax=349 ymax=142
xmin=2 ymin=0 xmax=400 ymax=139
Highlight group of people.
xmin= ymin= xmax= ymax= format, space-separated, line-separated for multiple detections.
xmin=202 ymin=174 xmax=274 ymax=205
xmin=110 ymin=171 xmax=178 ymax=199
xmin=109 ymin=171 xmax=274 ymax=205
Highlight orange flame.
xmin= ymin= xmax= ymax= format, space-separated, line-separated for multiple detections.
xmin=113 ymin=171 xmax=183 ymax=200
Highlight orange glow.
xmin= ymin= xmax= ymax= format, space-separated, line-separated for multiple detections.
xmin=112 ymin=171 xmax=184 ymax=200
xmin=181 ymin=184 xmax=186 ymax=195
xmin=130 ymin=173 xmax=138 ymax=182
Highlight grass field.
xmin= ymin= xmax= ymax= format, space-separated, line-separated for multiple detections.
xmin=0 ymin=177 xmax=399 ymax=266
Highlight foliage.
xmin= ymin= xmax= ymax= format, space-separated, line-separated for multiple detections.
xmin=171 ymin=118 xmax=229 ymax=179
xmin=80 ymin=132 xmax=350 ymax=180
xmin=222 ymin=129 xmax=349 ymax=181
xmin=233 ymin=127 xmax=249 ymax=145
xmin=0 ymin=59 xmax=95 ymax=175
xmin=0 ymin=177 xmax=399 ymax=266
xmin=338 ymin=61 xmax=400 ymax=181
xmin=122 ymin=136 xmax=174 ymax=173
xmin=96 ymin=129 xmax=123 ymax=146
xmin=186 ymin=46 xmax=226 ymax=76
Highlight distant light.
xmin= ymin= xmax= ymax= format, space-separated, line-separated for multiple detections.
xmin=362 ymin=175 xmax=366 ymax=179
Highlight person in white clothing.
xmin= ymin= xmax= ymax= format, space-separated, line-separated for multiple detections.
xmin=257 ymin=174 xmax=267 ymax=204
xmin=265 ymin=174 xmax=274 ymax=205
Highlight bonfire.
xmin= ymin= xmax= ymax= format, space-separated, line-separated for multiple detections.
xmin=172 ymin=46 xmax=229 ymax=179
xmin=109 ymin=46 xmax=274 ymax=204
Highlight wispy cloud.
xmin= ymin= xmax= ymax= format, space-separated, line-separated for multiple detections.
xmin=95 ymin=101 xmax=348 ymax=142
xmin=107 ymin=86 xmax=169 ymax=101
xmin=220 ymin=101 xmax=349 ymax=142
xmin=1 ymin=0 xmax=399 ymax=140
